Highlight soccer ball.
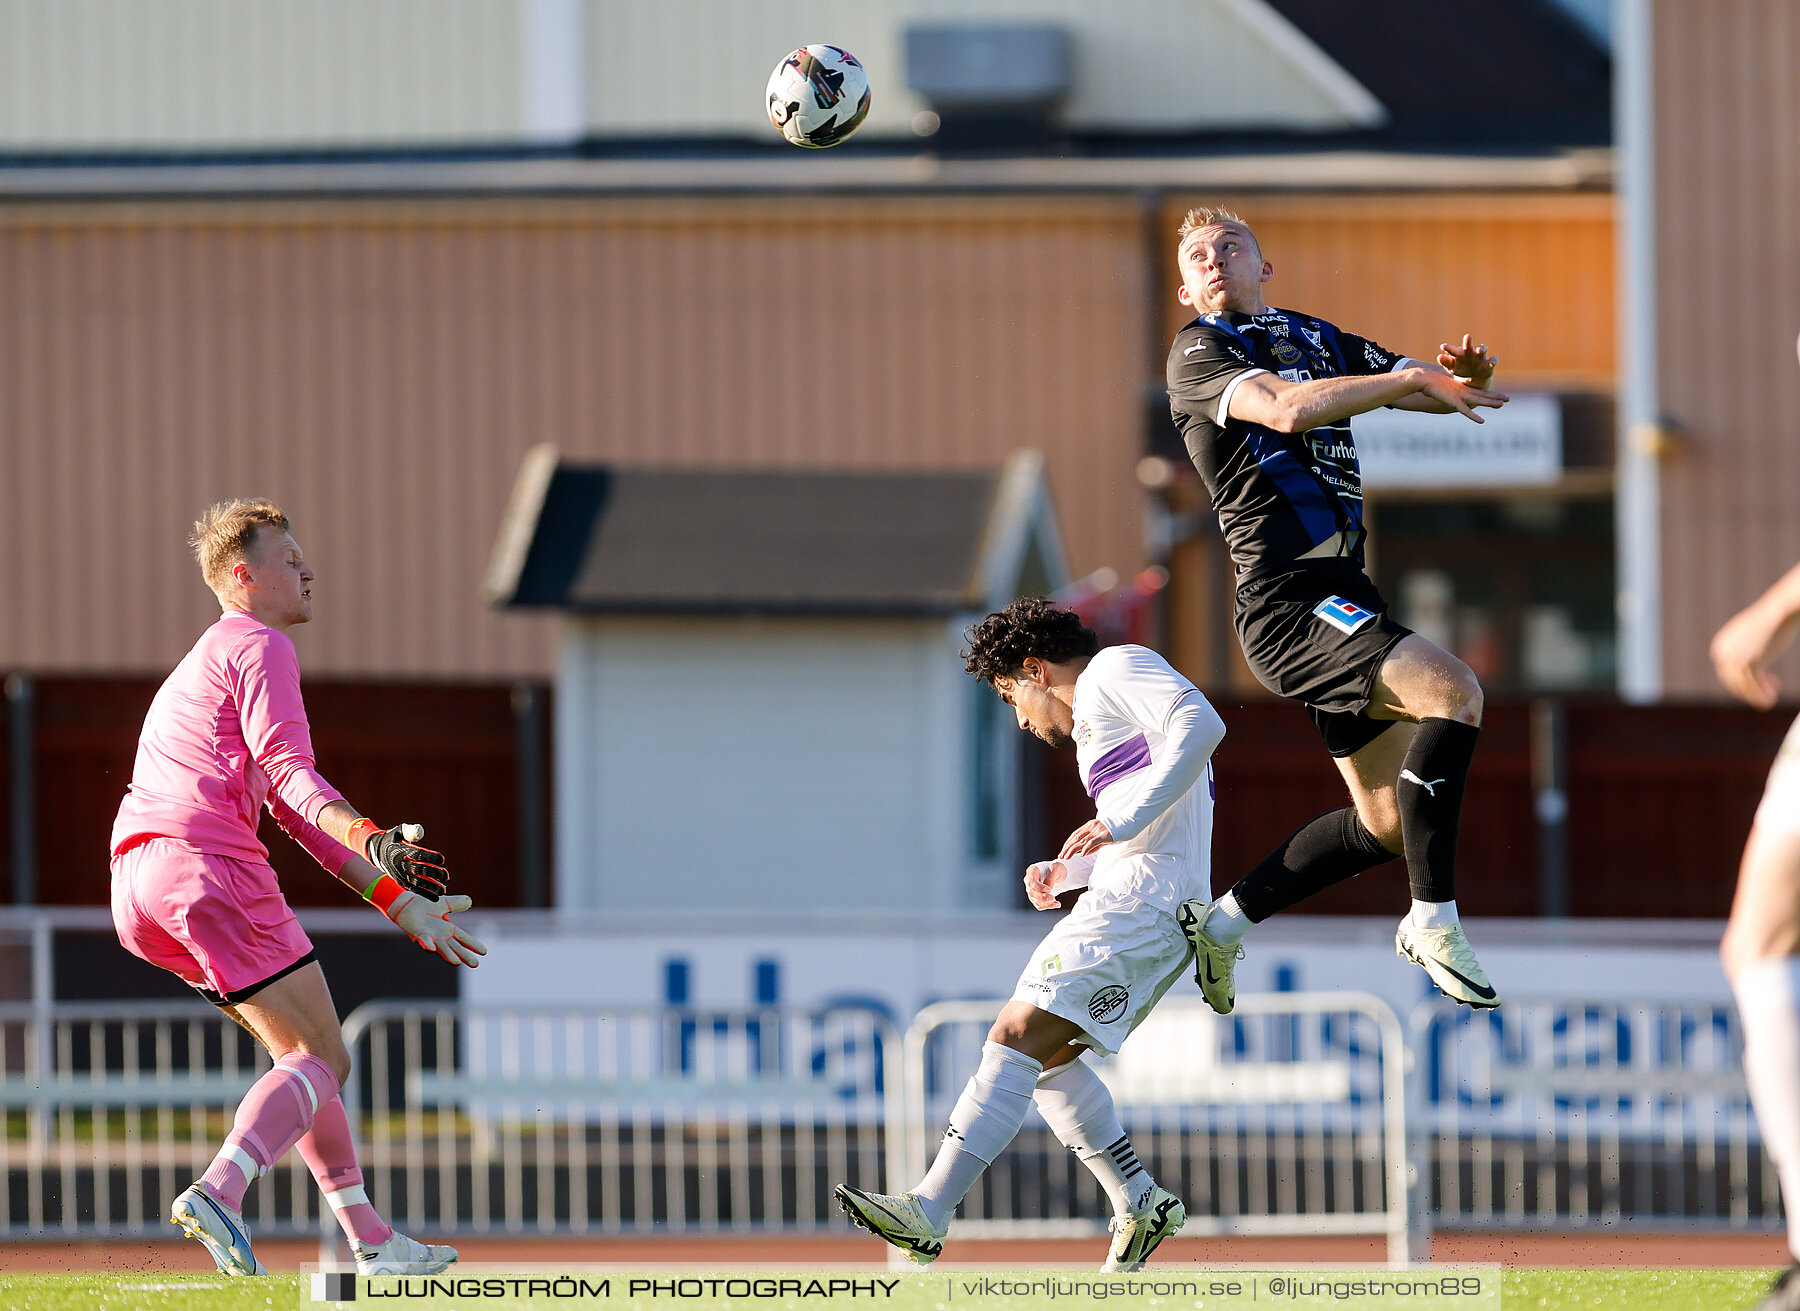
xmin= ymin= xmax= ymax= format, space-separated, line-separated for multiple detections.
xmin=766 ymin=45 xmax=871 ymax=149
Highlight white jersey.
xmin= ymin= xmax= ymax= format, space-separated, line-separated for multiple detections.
xmin=1071 ymin=644 xmax=1219 ymax=913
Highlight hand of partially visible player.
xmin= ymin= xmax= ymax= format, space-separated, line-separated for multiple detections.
xmin=1059 ymin=818 xmax=1114 ymax=860
xmin=1024 ymin=861 xmax=1068 ymax=910
xmin=1710 ymin=601 xmax=1797 ymax=708
xmin=360 ymin=822 xmax=449 ymax=900
xmin=1436 ymin=334 xmax=1497 ymax=386
xmin=387 ymin=891 xmax=488 ymax=966
xmin=1413 ymin=369 xmax=1509 ymax=423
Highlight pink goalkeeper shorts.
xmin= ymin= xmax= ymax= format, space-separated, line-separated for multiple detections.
xmin=110 ymin=838 xmax=316 ymax=1006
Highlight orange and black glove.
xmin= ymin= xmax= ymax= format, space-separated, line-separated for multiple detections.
xmin=347 ymin=820 xmax=448 ymax=901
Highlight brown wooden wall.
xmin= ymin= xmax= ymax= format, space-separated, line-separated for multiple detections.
xmin=1653 ymin=0 xmax=1800 ymax=697
xmin=0 ymin=196 xmax=1149 ymax=680
xmin=0 ymin=678 xmax=548 ymax=909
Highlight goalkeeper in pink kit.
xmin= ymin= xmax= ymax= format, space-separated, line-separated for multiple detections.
xmin=110 ymin=499 xmax=486 ymax=1277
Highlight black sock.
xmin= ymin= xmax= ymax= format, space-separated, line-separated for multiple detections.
xmin=1229 ymin=807 xmax=1396 ymax=922
xmin=1397 ymin=718 xmax=1481 ymax=902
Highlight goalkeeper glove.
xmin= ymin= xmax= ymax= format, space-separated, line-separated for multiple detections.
xmin=361 ymin=876 xmax=487 ymax=966
xmin=346 ymin=819 xmax=448 ymax=900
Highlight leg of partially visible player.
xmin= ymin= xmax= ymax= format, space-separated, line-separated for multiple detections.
xmin=1724 ymin=817 xmax=1800 ymax=1306
xmin=1712 ymin=557 xmax=1800 ymax=1309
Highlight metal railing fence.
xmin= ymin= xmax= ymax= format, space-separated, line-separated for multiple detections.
xmin=337 ymin=1002 xmax=900 ymax=1236
xmin=1411 ymin=996 xmax=1777 ymax=1231
xmin=0 ymin=1000 xmax=335 ymax=1235
xmin=0 ymin=992 xmax=1785 ymax=1253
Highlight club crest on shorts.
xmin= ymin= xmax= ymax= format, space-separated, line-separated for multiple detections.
xmin=1088 ymin=985 xmax=1130 ymax=1024
xmin=1312 ymin=595 xmax=1377 ymax=635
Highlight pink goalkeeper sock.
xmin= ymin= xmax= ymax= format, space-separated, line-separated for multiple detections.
xmin=200 ymin=1052 xmax=339 ymax=1211
xmin=297 ymin=1094 xmax=392 ymax=1246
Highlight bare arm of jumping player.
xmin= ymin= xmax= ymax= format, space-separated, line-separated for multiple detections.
xmin=1227 ymin=339 xmax=1508 ymax=433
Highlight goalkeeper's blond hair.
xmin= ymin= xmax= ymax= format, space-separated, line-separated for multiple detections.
xmin=191 ymin=499 xmax=290 ymax=597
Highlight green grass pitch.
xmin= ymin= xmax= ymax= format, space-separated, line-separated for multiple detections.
xmin=0 ymin=1269 xmax=1784 ymax=1311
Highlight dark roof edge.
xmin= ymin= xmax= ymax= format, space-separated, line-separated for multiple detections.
xmin=0 ymin=147 xmax=1614 ymax=201
xmin=969 ymin=450 xmax=1072 ymax=608
xmin=483 ymin=442 xmax=561 ymax=605
xmin=509 ymin=598 xmax=977 ymax=619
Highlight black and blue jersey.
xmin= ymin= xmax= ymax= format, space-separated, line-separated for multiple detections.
xmin=1166 ymin=308 xmax=1407 ymax=583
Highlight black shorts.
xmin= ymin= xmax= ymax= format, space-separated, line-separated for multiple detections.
xmin=1233 ymin=559 xmax=1413 ymax=757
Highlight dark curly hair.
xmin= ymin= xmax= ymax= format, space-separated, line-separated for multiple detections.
xmin=962 ymin=597 xmax=1101 ymax=685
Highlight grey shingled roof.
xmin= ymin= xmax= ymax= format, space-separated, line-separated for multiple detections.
xmin=488 ymin=458 xmax=1023 ymax=616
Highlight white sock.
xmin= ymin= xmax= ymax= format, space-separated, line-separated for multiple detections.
xmin=1034 ymin=1058 xmax=1154 ymax=1214
xmin=1733 ymin=956 xmax=1800 ymax=1261
xmin=1407 ymin=898 xmax=1459 ymax=930
xmin=1206 ymin=892 xmax=1251 ymax=946
xmin=913 ymin=1042 xmax=1042 ymax=1230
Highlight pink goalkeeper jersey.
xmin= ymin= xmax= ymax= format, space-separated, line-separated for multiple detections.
xmin=111 ymin=609 xmax=353 ymax=874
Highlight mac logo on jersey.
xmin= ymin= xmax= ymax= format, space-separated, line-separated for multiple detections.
xmin=1088 ymin=985 xmax=1130 ymax=1024
xmin=1312 ymin=596 xmax=1378 ymax=635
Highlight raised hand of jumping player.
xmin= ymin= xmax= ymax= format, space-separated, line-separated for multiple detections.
xmin=1437 ymin=333 xmax=1498 ymax=386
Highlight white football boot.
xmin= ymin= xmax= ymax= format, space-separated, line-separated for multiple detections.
xmin=170 ymin=1184 xmax=268 ymax=1276
xmin=1177 ymin=899 xmax=1243 ymax=1016
xmin=1395 ymin=920 xmax=1500 ymax=1008
xmin=353 ymin=1229 xmax=458 ymax=1275
xmin=834 ymin=1185 xmax=947 ymax=1264
xmin=1102 ymin=1184 xmax=1187 ymax=1272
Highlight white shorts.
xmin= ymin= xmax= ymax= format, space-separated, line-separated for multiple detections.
xmin=1755 ymin=714 xmax=1800 ymax=838
xmin=1010 ymin=888 xmax=1194 ymax=1057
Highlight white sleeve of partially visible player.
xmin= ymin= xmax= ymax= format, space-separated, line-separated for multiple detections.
xmin=1091 ymin=648 xmax=1226 ymax=843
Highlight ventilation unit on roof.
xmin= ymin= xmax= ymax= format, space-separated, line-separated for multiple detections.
xmin=903 ymin=23 xmax=1071 ymax=150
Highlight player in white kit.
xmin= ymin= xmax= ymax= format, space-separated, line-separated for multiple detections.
xmin=1713 ymin=337 xmax=1800 ymax=1311
xmin=836 ymin=598 xmax=1224 ymax=1271
xmin=1716 ymin=553 xmax=1800 ymax=1311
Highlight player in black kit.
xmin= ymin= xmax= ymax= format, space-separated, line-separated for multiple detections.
xmin=1164 ymin=206 xmax=1510 ymax=1012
